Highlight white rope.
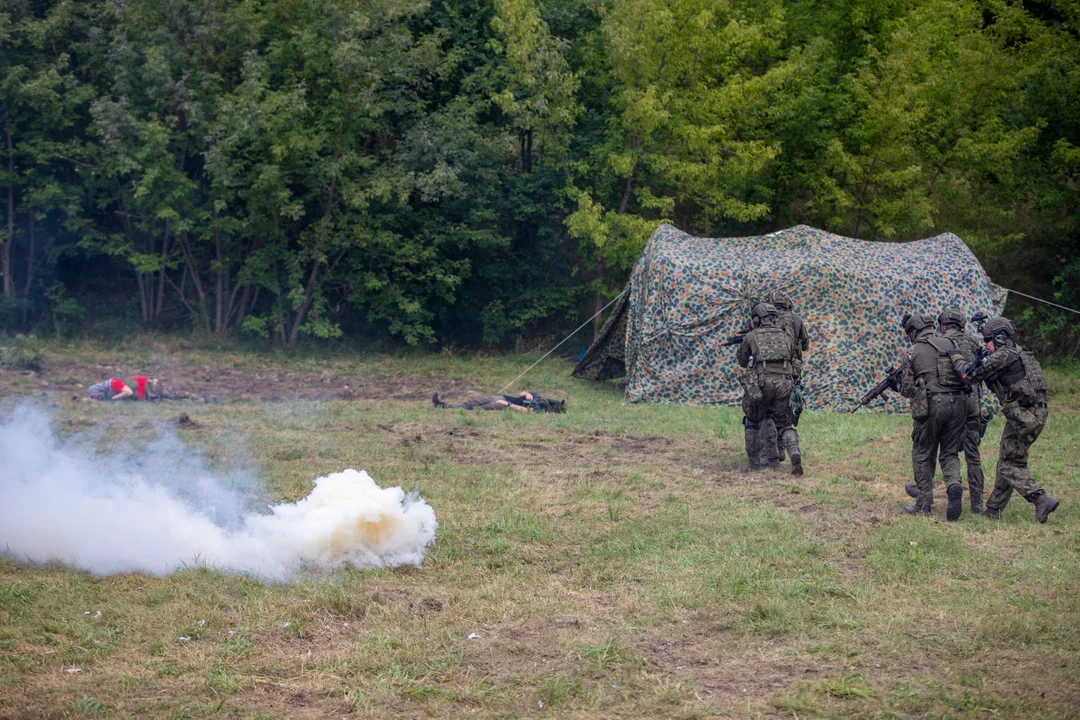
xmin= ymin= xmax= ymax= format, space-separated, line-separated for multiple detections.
xmin=498 ymin=290 xmax=626 ymax=394
xmin=1003 ymin=287 xmax=1080 ymax=316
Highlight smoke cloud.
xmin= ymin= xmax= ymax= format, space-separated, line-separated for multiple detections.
xmin=0 ymin=406 xmax=437 ymax=580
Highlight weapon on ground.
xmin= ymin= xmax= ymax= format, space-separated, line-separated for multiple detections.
xmin=723 ymin=326 xmax=752 ymax=346
xmin=851 ymin=366 xmax=901 ymax=413
xmin=970 ymin=312 xmax=989 ymax=333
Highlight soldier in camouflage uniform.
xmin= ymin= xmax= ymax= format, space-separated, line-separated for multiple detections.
xmin=759 ymin=290 xmax=810 ymax=469
xmin=947 ymin=317 xmax=1059 ymax=523
xmin=738 ymin=303 xmax=803 ymax=475
xmin=899 ymin=313 xmax=968 ymax=520
xmin=906 ymin=308 xmax=987 ymax=513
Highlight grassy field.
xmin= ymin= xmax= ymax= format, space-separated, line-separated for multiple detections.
xmin=1 ymin=339 xmax=1079 ymax=719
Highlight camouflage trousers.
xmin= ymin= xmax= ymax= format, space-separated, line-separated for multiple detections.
xmin=987 ymin=403 xmax=1048 ymax=513
xmin=761 ymin=414 xmax=784 ymax=464
xmin=962 ymin=392 xmax=985 ymax=510
xmin=910 ymin=393 xmax=966 ymax=511
xmin=743 ymin=373 xmax=800 ymax=468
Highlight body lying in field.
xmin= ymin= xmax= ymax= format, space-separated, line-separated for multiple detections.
xmin=431 ymin=391 xmax=565 ymax=413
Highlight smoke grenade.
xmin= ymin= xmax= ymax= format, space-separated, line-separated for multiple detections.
xmin=0 ymin=406 xmax=437 ymax=580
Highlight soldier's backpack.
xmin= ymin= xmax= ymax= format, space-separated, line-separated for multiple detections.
xmin=754 ymin=326 xmax=791 ymax=363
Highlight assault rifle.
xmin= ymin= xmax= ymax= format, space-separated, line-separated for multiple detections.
xmin=961 ymin=344 xmax=990 ymax=381
xmin=523 ymin=393 xmax=567 ymax=413
xmin=723 ymin=326 xmax=752 ymax=346
xmin=970 ymin=311 xmax=989 ymax=333
xmin=850 ymin=366 xmax=901 ymax=413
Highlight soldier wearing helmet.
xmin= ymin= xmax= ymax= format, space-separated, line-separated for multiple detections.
xmin=898 ymin=312 xmax=968 ymax=520
xmin=924 ymin=308 xmax=987 ymax=514
xmin=737 ymin=303 xmax=804 ymax=475
xmin=758 ymin=290 xmax=810 ymax=470
xmin=947 ymin=316 xmax=1059 ymax=523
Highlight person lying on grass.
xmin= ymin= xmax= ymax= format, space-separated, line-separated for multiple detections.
xmin=86 ymin=377 xmax=192 ymax=402
xmin=431 ymin=391 xmax=566 ymax=413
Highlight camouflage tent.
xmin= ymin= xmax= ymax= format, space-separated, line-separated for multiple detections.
xmin=572 ymin=224 xmax=1007 ymax=412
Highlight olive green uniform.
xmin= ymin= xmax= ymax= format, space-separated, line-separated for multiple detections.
xmin=761 ymin=308 xmax=809 ymax=466
xmin=941 ymin=327 xmax=986 ymax=511
xmin=738 ymin=317 xmax=802 ymax=470
xmin=950 ymin=343 xmax=1050 ymax=515
xmin=900 ymin=327 xmax=967 ymax=512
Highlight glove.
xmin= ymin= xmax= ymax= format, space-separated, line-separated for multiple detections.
xmin=886 ymin=375 xmax=901 ymax=392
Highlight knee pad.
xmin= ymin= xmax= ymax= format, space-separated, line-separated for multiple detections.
xmin=745 ymin=420 xmax=761 ymax=431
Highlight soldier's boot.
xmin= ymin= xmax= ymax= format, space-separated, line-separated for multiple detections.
xmin=743 ymin=422 xmax=764 ymax=472
xmin=905 ymin=482 xmax=918 ymax=498
xmin=945 ymin=483 xmax=963 ymax=522
xmin=776 ymin=436 xmax=786 ymax=464
xmin=1031 ymin=493 xmax=1060 ymax=524
xmin=984 ymin=507 xmax=1002 ymax=520
xmin=432 ymin=392 xmax=447 ymax=408
xmin=780 ymin=427 xmax=802 ymax=476
xmin=970 ymin=491 xmax=984 ymax=515
xmin=761 ymin=417 xmax=780 ymax=468
xmin=903 ymin=504 xmax=931 ymax=516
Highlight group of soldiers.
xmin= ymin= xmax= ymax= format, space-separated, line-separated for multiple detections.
xmin=734 ymin=295 xmax=1060 ymax=524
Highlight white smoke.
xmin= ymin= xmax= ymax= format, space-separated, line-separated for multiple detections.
xmin=0 ymin=406 xmax=437 ymax=580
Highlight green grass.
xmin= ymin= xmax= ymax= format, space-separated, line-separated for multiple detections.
xmin=0 ymin=342 xmax=1078 ymax=718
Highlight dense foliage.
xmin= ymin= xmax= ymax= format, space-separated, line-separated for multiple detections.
xmin=2 ymin=0 xmax=1078 ymax=350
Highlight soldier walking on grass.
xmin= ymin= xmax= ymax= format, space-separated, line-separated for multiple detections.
xmin=759 ymin=290 xmax=810 ymax=468
xmin=737 ymin=303 xmax=803 ymax=475
xmin=939 ymin=308 xmax=986 ymax=512
xmin=898 ymin=313 xmax=968 ymax=520
xmin=947 ymin=317 xmax=1059 ymax=523
xmin=906 ymin=308 xmax=987 ymax=513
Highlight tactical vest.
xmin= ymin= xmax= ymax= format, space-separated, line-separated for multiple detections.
xmin=918 ymin=336 xmax=965 ymax=392
xmin=942 ymin=329 xmax=979 ymax=362
xmin=776 ymin=311 xmax=796 ymax=341
xmin=752 ymin=325 xmax=793 ymax=374
xmin=984 ymin=346 xmax=1029 ymax=405
xmin=1001 ymin=345 xmax=1048 ymax=407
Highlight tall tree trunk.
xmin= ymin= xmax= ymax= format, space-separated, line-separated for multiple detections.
xmin=178 ymin=231 xmax=211 ymax=334
xmin=3 ymin=129 xmax=13 ymax=298
xmin=114 ymin=182 xmax=152 ymax=322
xmin=155 ymin=223 xmax=171 ymax=320
xmin=287 ymin=260 xmax=321 ymax=346
xmin=22 ymin=208 xmax=34 ymax=301
xmin=214 ymin=225 xmax=224 ymax=334
xmin=20 ymin=208 xmax=35 ymax=327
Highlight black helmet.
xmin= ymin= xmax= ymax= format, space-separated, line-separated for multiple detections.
xmin=982 ymin=317 xmax=1015 ymax=342
xmin=938 ymin=307 xmax=965 ymax=328
xmin=902 ymin=313 xmax=934 ymax=334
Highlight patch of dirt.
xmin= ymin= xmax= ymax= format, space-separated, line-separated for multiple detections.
xmin=0 ymin=360 xmax=476 ymax=404
xmin=632 ymin=631 xmax=832 ymax=707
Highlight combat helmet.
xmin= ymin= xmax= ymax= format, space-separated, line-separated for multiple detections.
xmin=937 ymin=307 xmax=965 ymax=329
xmin=752 ymin=302 xmax=779 ymax=327
xmin=902 ymin=313 xmax=935 ymax=334
xmin=765 ymin=290 xmax=794 ymax=310
xmin=982 ymin=317 xmax=1016 ymax=343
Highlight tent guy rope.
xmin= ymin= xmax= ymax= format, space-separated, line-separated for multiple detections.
xmin=498 ymin=291 xmax=626 ymax=394
xmin=1002 ymin=287 xmax=1080 ymax=316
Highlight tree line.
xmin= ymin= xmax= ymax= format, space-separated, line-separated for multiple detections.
xmin=2 ymin=0 xmax=1078 ymax=351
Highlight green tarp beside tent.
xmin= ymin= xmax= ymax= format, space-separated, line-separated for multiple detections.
xmin=572 ymin=224 xmax=1007 ymax=412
